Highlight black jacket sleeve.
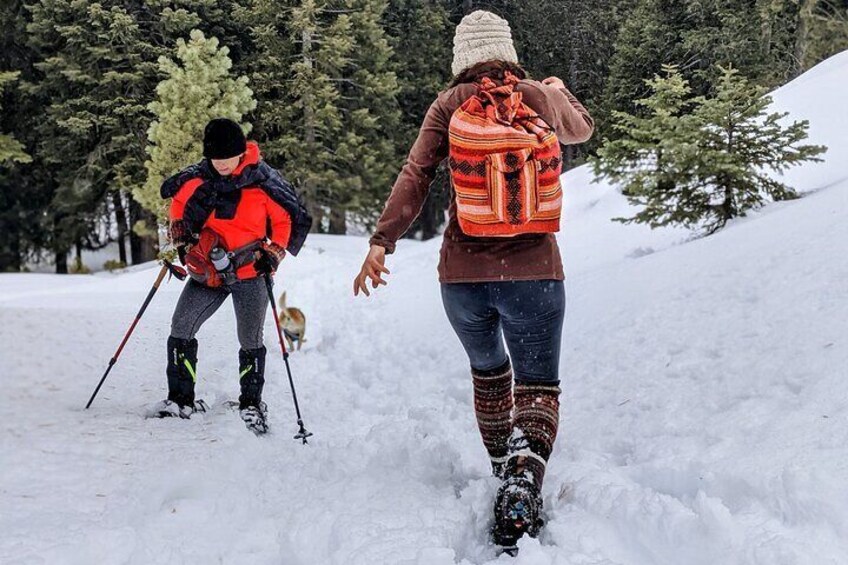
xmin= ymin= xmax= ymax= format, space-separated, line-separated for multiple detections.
xmin=160 ymin=161 xmax=213 ymax=199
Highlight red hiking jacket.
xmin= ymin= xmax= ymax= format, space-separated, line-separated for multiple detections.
xmin=170 ymin=142 xmax=292 ymax=280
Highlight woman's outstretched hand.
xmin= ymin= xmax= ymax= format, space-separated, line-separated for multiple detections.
xmin=353 ymin=244 xmax=390 ymax=297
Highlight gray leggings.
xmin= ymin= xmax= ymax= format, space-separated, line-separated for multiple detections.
xmin=171 ymin=277 xmax=269 ymax=350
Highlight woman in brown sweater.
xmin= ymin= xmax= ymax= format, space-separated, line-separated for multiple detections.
xmin=353 ymin=10 xmax=594 ymax=547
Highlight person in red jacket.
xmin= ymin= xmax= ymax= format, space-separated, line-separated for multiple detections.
xmin=152 ymin=118 xmax=306 ymax=434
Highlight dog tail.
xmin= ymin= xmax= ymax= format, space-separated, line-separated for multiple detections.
xmin=278 ymin=291 xmax=287 ymax=310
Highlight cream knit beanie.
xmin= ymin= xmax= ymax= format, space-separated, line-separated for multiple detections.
xmin=451 ymin=10 xmax=519 ymax=77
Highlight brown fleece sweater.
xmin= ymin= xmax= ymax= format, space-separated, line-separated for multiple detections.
xmin=370 ymin=79 xmax=594 ymax=283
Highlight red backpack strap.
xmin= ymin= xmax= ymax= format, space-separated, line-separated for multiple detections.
xmin=475 ymin=72 xmax=523 ymax=126
xmin=230 ymin=240 xmax=264 ymax=270
xmin=185 ymin=229 xmax=223 ymax=287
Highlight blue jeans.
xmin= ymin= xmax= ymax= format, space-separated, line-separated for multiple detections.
xmin=441 ymin=280 xmax=565 ymax=384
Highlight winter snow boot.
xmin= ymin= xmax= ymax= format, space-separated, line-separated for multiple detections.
xmin=492 ymin=382 xmax=561 ymax=549
xmin=148 ymin=398 xmax=207 ymax=419
xmin=166 ymin=336 xmax=199 ymax=409
xmin=240 ymin=402 xmax=268 ymax=435
xmin=238 ymin=346 xmax=268 ymax=434
xmin=472 ymin=361 xmax=514 ymax=478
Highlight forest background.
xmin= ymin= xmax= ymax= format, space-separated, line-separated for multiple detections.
xmin=1 ymin=0 xmax=846 ymax=273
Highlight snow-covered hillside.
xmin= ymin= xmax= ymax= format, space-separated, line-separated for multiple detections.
xmin=2 ymin=53 xmax=846 ymax=565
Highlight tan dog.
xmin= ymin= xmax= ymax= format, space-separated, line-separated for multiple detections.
xmin=277 ymin=292 xmax=307 ymax=351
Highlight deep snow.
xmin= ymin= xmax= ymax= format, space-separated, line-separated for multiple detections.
xmin=1 ymin=53 xmax=847 ymax=565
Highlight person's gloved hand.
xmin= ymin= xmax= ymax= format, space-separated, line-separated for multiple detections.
xmin=168 ymin=219 xmax=192 ymax=246
xmin=168 ymin=220 xmax=196 ymax=265
xmin=254 ymin=242 xmax=286 ymax=275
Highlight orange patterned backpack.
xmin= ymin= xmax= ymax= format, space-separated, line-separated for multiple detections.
xmin=448 ymin=72 xmax=563 ymax=237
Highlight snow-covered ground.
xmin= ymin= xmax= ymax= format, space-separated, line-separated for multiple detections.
xmin=2 ymin=53 xmax=846 ymax=565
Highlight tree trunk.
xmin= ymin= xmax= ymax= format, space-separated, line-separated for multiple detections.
xmin=328 ymin=207 xmax=347 ymax=234
xmin=302 ymin=27 xmax=322 ymax=233
xmin=418 ymin=166 xmax=449 ymax=240
xmin=0 ymin=229 xmax=22 ymax=272
xmin=759 ymin=0 xmax=775 ymax=58
xmin=129 ymin=198 xmax=158 ymax=264
xmin=564 ymin=19 xmax=581 ymax=171
xmin=55 ymin=251 xmax=68 ymax=274
xmin=308 ymin=203 xmax=325 ymax=233
xmin=111 ymin=190 xmax=128 ymax=265
xmin=719 ymin=175 xmax=736 ymax=230
xmin=793 ymin=0 xmax=817 ymax=77
xmin=418 ymin=194 xmax=440 ymax=240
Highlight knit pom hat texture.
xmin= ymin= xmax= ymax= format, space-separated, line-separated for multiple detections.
xmin=452 ymin=10 xmax=519 ymax=76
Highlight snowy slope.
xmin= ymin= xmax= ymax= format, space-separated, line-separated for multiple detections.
xmin=2 ymin=54 xmax=847 ymax=565
xmin=769 ymin=50 xmax=848 ymax=193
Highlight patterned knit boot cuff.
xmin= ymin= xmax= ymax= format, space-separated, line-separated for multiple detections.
xmin=472 ymin=360 xmax=514 ymax=463
xmin=509 ymin=382 xmax=561 ymax=487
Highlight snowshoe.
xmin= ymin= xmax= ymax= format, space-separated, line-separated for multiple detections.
xmin=146 ymin=399 xmax=208 ymax=419
xmin=491 ymin=476 xmax=543 ymax=552
xmin=239 ymin=402 xmax=268 ymax=435
xmin=191 ymin=399 xmax=209 ymax=415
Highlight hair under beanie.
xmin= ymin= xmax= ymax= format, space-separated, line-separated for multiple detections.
xmin=451 ymin=10 xmax=519 ymax=77
xmin=203 ymin=118 xmax=247 ymax=160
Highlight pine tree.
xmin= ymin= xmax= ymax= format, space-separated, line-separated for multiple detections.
xmin=243 ymin=0 xmax=400 ymax=234
xmin=241 ymin=0 xmax=341 ymax=230
xmin=506 ymin=0 xmax=622 ymax=160
xmin=0 ymin=0 xmax=45 ymax=272
xmin=329 ymin=0 xmax=401 ymax=233
xmin=682 ymin=0 xmax=801 ymax=87
xmin=593 ymin=66 xmax=704 ymax=228
xmin=804 ymin=1 xmax=848 ymax=72
xmin=384 ymin=0 xmax=453 ymax=239
xmin=138 ymin=30 xmax=257 ymax=221
xmin=0 ymin=73 xmax=30 ymax=165
xmin=24 ymin=0 xmax=253 ymax=270
xmin=386 ymin=0 xmax=452 ymax=136
xmin=600 ymin=0 xmax=807 ymax=139
xmin=25 ymin=0 xmax=172 ymax=269
xmin=689 ymin=66 xmax=826 ymax=232
xmin=232 ymin=0 xmax=297 ymax=158
xmin=26 ymin=0 xmax=142 ymax=269
xmin=601 ymin=0 xmax=691 ymax=122
xmin=594 ymin=65 xmax=826 ymax=235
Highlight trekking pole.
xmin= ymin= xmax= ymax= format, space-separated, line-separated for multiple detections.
xmin=85 ymin=261 xmax=186 ymax=409
xmin=264 ymin=273 xmax=312 ymax=444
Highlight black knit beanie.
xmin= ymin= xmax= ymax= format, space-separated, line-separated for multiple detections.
xmin=203 ymin=118 xmax=247 ymax=159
